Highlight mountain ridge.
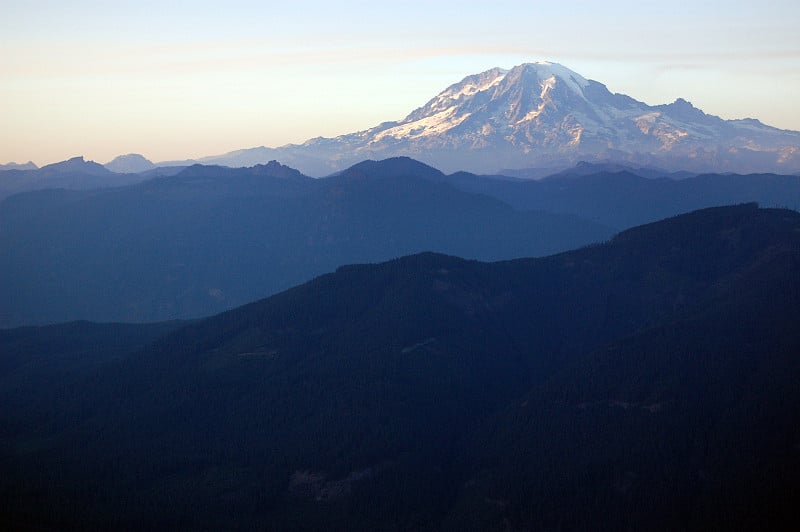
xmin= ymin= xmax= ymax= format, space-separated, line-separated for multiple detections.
xmin=0 ymin=155 xmax=158 ymax=201
xmin=0 ymin=157 xmax=613 ymax=326
xmin=4 ymin=156 xmax=800 ymax=326
xmin=0 ymin=161 xmax=37 ymax=171
xmin=2 ymin=204 xmax=799 ymax=530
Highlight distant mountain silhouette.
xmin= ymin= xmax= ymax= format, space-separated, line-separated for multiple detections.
xmin=0 ymin=161 xmax=37 ymax=171
xmin=0 ymin=155 xmax=151 ymax=200
xmin=104 ymin=153 xmax=156 ymax=173
xmin=505 ymin=160 xmax=698 ymax=180
xmin=2 ymin=204 xmax=798 ymax=530
xmin=39 ymin=155 xmax=111 ymax=176
xmin=443 ymin=166 xmax=800 ymax=229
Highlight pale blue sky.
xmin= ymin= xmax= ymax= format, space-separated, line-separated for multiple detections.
xmin=2 ymin=0 xmax=798 ymax=165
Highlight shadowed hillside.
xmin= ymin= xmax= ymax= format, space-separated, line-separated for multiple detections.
xmin=2 ymin=204 xmax=799 ymax=530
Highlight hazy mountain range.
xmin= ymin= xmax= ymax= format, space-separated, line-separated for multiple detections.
xmin=0 ymin=156 xmax=160 ymax=201
xmin=3 ymin=204 xmax=798 ymax=530
xmin=4 ymin=156 xmax=800 ymax=327
xmin=0 ymin=158 xmax=613 ymax=326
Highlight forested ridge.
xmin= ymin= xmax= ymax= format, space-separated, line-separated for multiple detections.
xmin=1 ymin=204 xmax=799 ymax=530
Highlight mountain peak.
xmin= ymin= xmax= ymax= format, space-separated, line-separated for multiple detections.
xmin=104 ymin=153 xmax=156 ymax=174
xmin=253 ymin=160 xmax=309 ymax=180
xmin=657 ymin=97 xmax=710 ymax=122
xmin=40 ymin=156 xmax=111 ymax=176
xmin=339 ymin=156 xmax=445 ymax=181
xmin=515 ymin=61 xmax=590 ymax=89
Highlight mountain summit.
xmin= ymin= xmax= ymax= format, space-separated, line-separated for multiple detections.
xmin=104 ymin=153 xmax=156 ymax=173
xmin=195 ymin=62 xmax=800 ymax=175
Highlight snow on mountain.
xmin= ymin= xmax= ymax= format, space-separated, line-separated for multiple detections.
xmin=193 ymin=62 xmax=800 ymax=175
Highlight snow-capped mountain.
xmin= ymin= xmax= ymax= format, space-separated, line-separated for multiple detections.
xmin=181 ymin=62 xmax=800 ymax=175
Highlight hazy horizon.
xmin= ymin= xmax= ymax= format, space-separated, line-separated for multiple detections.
xmin=2 ymin=0 xmax=799 ymax=167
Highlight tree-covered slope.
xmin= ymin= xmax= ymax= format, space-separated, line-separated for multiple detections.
xmin=2 ymin=204 xmax=799 ymax=530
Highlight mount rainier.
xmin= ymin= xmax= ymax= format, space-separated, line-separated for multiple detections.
xmin=169 ymin=62 xmax=800 ymax=175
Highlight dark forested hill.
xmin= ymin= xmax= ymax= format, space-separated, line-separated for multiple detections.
xmin=2 ymin=204 xmax=799 ymax=530
xmin=0 ymin=160 xmax=611 ymax=327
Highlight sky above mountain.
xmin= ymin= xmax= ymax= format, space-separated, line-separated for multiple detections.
xmin=2 ymin=0 xmax=798 ymax=166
